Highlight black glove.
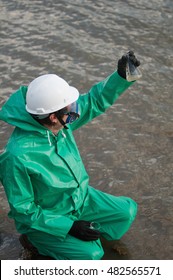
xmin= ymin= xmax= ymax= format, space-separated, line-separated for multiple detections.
xmin=117 ymin=50 xmax=140 ymax=79
xmin=68 ymin=220 xmax=100 ymax=241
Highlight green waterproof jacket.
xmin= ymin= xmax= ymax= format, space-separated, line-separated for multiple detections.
xmin=0 ymin=71 xmax=133 ymax=241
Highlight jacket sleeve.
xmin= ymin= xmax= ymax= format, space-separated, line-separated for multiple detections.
xmin=2 ymin=154 xmax=74 ymax=241
xmin=71 ymin=71 xmax=134 ymax=130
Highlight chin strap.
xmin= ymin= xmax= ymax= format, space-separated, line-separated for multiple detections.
xmin=56 ymin=115 xmax=68 ymax=130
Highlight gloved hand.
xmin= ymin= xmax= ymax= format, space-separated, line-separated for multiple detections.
xmin=68 ymin=220 xmax=100 ymax=241
xmin=117 ymin=51 xmax=140 ymax=79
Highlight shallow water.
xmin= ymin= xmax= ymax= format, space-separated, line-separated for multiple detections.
xmin=0 ymin=0 xmax=173 ymax=259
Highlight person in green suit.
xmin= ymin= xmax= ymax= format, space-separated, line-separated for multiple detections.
xmin=0 ymin=51 xmax=140 ymax=260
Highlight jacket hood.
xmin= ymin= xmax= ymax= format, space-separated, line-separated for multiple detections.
xmin=0 ymin=86 xmax=46 ymax=133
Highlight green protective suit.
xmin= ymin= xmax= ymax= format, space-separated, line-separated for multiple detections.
xmin=0 ymin=71 xmax=137 ymax=260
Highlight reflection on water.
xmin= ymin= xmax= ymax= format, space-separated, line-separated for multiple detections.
xmin=0 ymin=0 xmax=173 ymax=259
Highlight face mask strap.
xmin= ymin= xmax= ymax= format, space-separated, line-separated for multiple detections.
xmin=55 ymin=110 xmax=68 ymax=129
xmin=58 ymin=116 xmax=69 ymax=129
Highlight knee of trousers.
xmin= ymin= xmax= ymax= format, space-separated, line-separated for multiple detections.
xmin=124 ymin=198 xmax=138 ymax=223
xmin=85 ymin=243 xmax=104 ymax=260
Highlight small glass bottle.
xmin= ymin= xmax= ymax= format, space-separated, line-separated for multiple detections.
xmin=90 ymin=222 xmax=101 ymax=230
xmin=126 ymin=53 xmax=142 ymax=82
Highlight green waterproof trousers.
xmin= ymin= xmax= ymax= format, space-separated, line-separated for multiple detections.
xmin=27 ymin=187 xmax=137 ymax=260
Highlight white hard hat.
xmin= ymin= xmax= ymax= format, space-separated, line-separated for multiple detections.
xmin=26 ymin=74 xmax=79 ymax=115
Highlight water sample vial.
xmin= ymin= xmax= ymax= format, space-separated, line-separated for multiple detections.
xmin=90 ymin=222 xmax=101 ymax=230
xmin=126 ymin=53 xmax=142 ymax=82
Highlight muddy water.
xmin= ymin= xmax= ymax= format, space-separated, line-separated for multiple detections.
xmin=0 ymin=0 xmax=173 ymax=259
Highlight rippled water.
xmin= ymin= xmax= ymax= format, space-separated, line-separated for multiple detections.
xmin=0 ymin=0 xmax=173 ymax=259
